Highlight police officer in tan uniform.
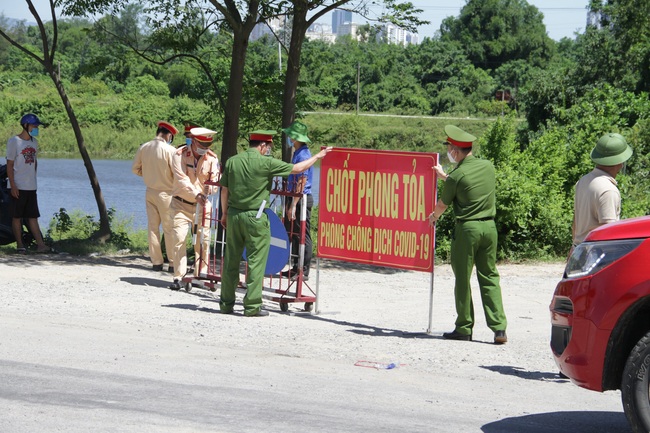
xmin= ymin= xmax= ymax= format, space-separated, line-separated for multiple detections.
xmin=132 ymin=120 xmax=177 ymax=271
xmin=169 ymin=127 xmax=219 ymax=290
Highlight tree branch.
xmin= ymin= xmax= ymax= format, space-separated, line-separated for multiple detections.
xmin=25 ymin=0 xmax=51 ymax=65
xmin=0 ymin=27 xmax=45 ymax=66
xmin=49 ymin=0 xmax=58 ymax=60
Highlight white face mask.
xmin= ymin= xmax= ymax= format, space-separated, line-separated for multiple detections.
xmin=195 ymin=146 xmax=208 ymax=156
xmin=447 ymin=150 xmax=457 ymax=164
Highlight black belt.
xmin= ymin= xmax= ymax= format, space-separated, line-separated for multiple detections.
xmin=174 ymin=196 xmax=196 ymax=205
xmin=458 ymin=216 xmax=494 ymax=222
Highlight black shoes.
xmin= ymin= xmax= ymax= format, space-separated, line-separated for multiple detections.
xmin=281 ymin=268 xmax=310 ymax=281
xmin=152 ymin=264 xmax=164 ymax=271
xmin=442 ymin=329 xmax=506 ymax=343
xmin=168 ymin=266 xmax=174 ymax=274
xmin=280 ymin=269 xmax=296 ymax=278
xmin=245 ymin=309 xmax=269 ymax=317
xmin=494 ymin=330 xmax=508 ymax=344
xmin=169 ymin=279 xmax=181 ymax=290
xmin=442 ymin=330 xmax=472 ymax=341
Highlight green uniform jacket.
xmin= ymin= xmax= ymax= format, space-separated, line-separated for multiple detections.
xmin=221 ymin=148 xmax=293 ymax=211
xmin=440 ymin=155 xmax=496 ymax=221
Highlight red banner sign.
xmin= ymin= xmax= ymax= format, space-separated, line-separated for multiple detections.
xmin=318 ymin=148 xmax=438 ymax=272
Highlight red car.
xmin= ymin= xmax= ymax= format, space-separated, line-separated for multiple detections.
xmin=550 ymin=215 xmax=650 ymax=433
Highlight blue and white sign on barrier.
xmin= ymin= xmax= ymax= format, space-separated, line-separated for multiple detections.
xmin=243 ymin=208 xmax=290 ymax=275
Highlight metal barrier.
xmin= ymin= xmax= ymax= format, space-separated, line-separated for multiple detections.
xmin=181 ymin=177 xmax=316 ymax=313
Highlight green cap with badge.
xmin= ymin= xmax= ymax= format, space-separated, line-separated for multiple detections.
xmin=590 ymin=133 xmax=633 ymax=166
xmin=249 ymin=129 xmax=277 ymax=142
xmin=444 ymin=125 xmax=476 ymax=148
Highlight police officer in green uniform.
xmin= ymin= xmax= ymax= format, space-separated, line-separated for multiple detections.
xmin=428 ymin=125 xmax=508 ymax=344
xmin=219 ymin=130 xmax=332 ymax=317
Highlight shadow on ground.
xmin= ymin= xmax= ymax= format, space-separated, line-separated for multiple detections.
xmin=480 ymin=365 xmax=568 ymax=383
xmin=482 ymin=411 xmax=629 ymax=433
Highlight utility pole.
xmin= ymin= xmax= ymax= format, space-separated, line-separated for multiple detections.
xmin=356 ymin=62 xmax=360 ymax=115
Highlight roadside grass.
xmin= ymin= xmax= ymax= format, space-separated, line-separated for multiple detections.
xmin=0 ymin=209 xmax=150 ymax=257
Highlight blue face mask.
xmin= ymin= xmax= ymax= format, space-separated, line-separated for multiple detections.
xmin=29 ymin=127 xmax=39 ymax=137
xmin=186 ymin=138 xmax=192 ymax=146
xmin=286 ymin=137 xmax=293 ymax=149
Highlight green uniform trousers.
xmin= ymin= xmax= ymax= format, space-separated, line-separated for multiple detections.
xmin=220 ymin=209 xmax=270 ymax=316
xmin=450 ymin=219 xmax=507 ymax=335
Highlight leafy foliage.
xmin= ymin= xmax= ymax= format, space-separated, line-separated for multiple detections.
xmin=1 ymin=0 xmax=649 ymax=259
xmin=439 ymin=0 xmax=555 ymax=70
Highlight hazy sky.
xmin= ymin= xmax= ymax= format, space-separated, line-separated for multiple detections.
xmin=2 ymin=0 xmax=589 ymax=41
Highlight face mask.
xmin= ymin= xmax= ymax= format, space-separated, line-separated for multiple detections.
xmin=185 ymin=138 xmax=192 ymax=146
xmin=286 ymin=137 xmax=293 ymax=149
xmin=264 ymin=147 xmax=272 ymax=156
xmin=29 ymin=127 xmax=39 ymax=137
xmin=195 ymin=147 xmax=208 ymax=156
xmin=447 ymin=150 xmax=456 ymax=164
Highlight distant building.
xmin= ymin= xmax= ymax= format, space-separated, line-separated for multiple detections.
xmin=332 ymin=10 xmax=352 ymax=34
xmin=337 ymin=22 xmax=362 ymax=41
xmin=251 ymin=17 xmax=283 ymax=41
xmin=377 ymin=23 xmax=419 ymax=45
xmin=306 ymin=22 xmax=336 ymax=43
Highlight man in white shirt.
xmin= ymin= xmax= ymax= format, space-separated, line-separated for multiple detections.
xmin=6 ymin=113 xmax=50 ymax=254
xmin=573 ymin=133 xmax=633 ymax=246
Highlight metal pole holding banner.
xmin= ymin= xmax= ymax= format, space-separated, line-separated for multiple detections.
xmin=316 ymin=147 xmax=438 ymax=331
xmin=427 ymin=222 xmax=437 ymax=334
xmin=297 ymin=193 xmax=307 ymax=276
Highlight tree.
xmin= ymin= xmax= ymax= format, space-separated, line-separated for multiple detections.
xmin=0 ymin=0 xmax=111 ymax=240
xmin=439 ymin=0 xmax=554 ymax=70
xmin=59 ymin=0 xmax=285 ymax=164
xmin=576 ymin=0 xmax=650 ymax=92
xmin=279 ymin=0 xmax=427 ymax=161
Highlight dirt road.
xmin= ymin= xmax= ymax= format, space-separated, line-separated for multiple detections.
xmin=0 ymin=254 xmax=629 ymax=432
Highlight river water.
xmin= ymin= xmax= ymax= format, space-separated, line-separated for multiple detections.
xmin=30 ymin=159 xmax=320 ymax=231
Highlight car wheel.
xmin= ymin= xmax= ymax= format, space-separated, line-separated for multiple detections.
xmin=622 ymin=331 xmax=650 ymax=433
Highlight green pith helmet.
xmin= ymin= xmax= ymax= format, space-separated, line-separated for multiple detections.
xmin=591 ymin=133 xmax=633 ymax=166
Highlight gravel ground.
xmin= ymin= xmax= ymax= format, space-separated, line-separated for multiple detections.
xmin=0 ymin=254 xmax=630 ymax=432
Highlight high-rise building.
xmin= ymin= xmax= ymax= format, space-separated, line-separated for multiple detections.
xmin=332 ymin=10 xmax=353 ymax=34
xmin=378 ymin=23 xmax=419 ymax=46
xmin=251 ymin=17 xmax=283 ymax=41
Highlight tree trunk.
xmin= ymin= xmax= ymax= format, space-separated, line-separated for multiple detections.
xmin=281 ymin=4 xmax=309 ymax=162
xmin=220 ymin=21 xmax=256 ymax=165
xmin=46 ymin=66 xmax=111 ymax=241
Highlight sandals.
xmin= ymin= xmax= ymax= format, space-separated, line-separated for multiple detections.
xmin=16 ymin=246 xmax=58 ymax=254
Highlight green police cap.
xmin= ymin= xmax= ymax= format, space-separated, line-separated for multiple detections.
xmin=249 ymin=129 xmax=277 ymax=142
xmin=444 ymin=125 xmax=476 ymax=148
xmin=591 ymin=133 xmax=633 ymax=166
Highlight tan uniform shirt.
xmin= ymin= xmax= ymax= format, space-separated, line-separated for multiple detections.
xmin=573 ymin=168 xmax=621 ymax=245
xmin=171 ymin=146 xmax=219 ymax=202
xmin=132 ymin=137 xmax=175 ymax=192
